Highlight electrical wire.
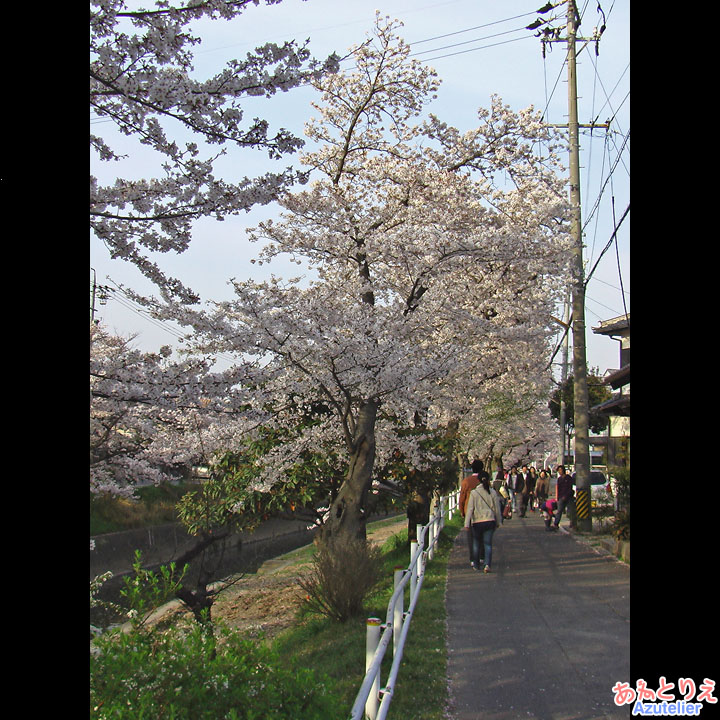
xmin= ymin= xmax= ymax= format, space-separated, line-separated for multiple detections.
xmin=585 ymin=131 xmax=611 ymax=271
xmin=408 ymin=25 xmax=533 ymax=59
xmin=590 ymin=276 xmax=629 ymax=297
xmin=94 ymin=281 xmax=240 ymax=365
xmin=583 ymin=202 xmax=629 ymax=290
xmin=93 ymin=2 xmax=629 ymax=364
xmin=582 ymin=128 xmax=629 ymax=231
xmin=90 ymin=9 xmax=542 ymax=124
xmin=407 ymin=10 xmax=538 ymax=46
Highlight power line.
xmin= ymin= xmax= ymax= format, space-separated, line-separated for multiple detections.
xmin=100 ymin=281 xmax=243 ymax=366
xmin=582 ymin=128 xmax=630 ymax=232
xmin=413 ymin=33 xmax=534 ymax=63
xmin=585 ymin=293 xmax=623 ymax=318
xmin=583 ymin=202 xmax=630 ymax=289
xmin=589 ymin=276 xmax=629 ymax=296
xmin=408 ymin=11 xmax=537 ymax=46
xmin=409 ymin=25 xmax=534 ymax=59
xmin=91 ymin=11 xmax=542 ymax=124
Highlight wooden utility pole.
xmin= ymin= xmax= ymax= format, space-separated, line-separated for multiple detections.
xmin=536 ymin=0 xmax=609 ymax=531
xmin=557 ymin=288 xmax=571 ymax=469
xmin=566 ymin=1 xmax=592 ymax=532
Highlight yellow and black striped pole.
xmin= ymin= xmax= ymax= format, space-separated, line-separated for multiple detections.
xmin=575 ymin=489 xmax=590 ymax=527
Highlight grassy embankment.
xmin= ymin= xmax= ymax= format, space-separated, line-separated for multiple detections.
xmin=270 ymin=513 xmax=463 ymax=719
xmin=91 ymin=488 xmax=463 ymax=718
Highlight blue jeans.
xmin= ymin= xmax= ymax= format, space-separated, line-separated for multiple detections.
xmin=555 ymin=495 xmax=575 ymax=526
xmin=471 ymin=521 xmax=496 ymax=568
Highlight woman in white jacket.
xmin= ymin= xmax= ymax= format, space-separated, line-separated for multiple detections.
xmin=464 ymin=473 xmax=503 ymax=573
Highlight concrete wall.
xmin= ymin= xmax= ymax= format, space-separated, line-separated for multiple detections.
xmin=90 ymin=517 xmax=319 ymax=606
xmin=90 ymin=510 xmax=403 ymax=615
xmin=597 ymin=536 xmax=630 ymax=563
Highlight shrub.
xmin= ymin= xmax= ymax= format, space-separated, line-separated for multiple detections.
xmin=90 ymin=621 xmax=340 ymax=719
xmin=609 ymin=465 xmax=630 ymax=511
xmin=613 ymin=508 xmax=630 ymax=541
xmin=298 ymin=535 xmax=383 ymax=622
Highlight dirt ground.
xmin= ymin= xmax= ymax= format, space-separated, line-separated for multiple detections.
xmin=151 ymin=517 xmax=409 ymax=641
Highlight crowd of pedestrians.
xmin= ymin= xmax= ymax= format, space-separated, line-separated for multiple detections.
xmin=459 ymin=459 xmax=577 ymax=572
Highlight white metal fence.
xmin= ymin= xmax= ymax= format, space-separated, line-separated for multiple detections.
xmin=348 ymin=490 xmax=460 ymax=720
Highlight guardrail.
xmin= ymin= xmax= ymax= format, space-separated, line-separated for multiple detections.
xmin=348 ymin=490 xmax=459 ymax=720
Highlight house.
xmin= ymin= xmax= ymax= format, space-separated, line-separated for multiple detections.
xmin=591 ymin=313 xmax=630 ymax=468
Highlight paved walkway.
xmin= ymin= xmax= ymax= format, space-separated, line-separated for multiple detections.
xmin=446 ymin=510 xmax=630 ymax=720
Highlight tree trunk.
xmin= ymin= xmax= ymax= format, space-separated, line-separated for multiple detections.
xmin=491 ymin=454 xmax=504 ymax=476
xmin=407 ymin=488 xmax=431 ymax=542
xmin=172 ymin=529 xmax=230 ymax=638
xmin=320 ymin=400 xmax=378 ymax=546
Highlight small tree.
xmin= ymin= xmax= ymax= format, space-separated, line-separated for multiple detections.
xmin=548 ymin=370 xmax=612 ymax=436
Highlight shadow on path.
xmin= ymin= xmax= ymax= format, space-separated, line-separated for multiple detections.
xmin=446 ymin=512 xmax=630 ymax=720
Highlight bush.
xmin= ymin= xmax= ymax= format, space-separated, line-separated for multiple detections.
xmin=298 ymin=535 xmax=383 ymax=622
xmin=90 ymin=621 xmax=340 ymax=719
xmin=609 ymin=465 xmax=630 ymax=511
xmin=613 ymin=509 xmax=630 ymax=541
xmin=608 ymin=465 xmax=630 ymax=540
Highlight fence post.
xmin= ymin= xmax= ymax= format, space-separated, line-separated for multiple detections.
xmin=416 ymin=523 xmax=424 ymax=592
xmin=409 ymin=540 xmax=418 ymax=599
xmin=392 ymin=567 xmax=404 ymax=656
xmin=365 ymin=618 xmax=382 ymax=720
xmin=427 ymin=517 xmax=435 ymax=561
xmin=350 ymin=493 xmax=456 ymax=720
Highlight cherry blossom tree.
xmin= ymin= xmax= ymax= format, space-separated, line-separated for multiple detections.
xmin=90 ymin=0 xmax=339 ymax=302
xmin=141 ymin=16 xmax=573 ymax=548
xmin=456 ymin=389 xmax=560 ymax=471
xmin=90 ymin=322 xmax=257 ymax=495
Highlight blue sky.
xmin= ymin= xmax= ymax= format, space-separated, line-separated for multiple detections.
xmin=90 ymin=0 xmax=629 ymax=374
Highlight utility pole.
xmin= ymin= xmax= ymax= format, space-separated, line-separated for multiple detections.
xmin=532 ymin=0 xmax=609 ymax=532
xmin=566 ymin=0 xmax=592 ymax=532
xmin=557 ymin=288 xmax=571 ymax=469
xmin=90 ymin=268 xmax=110 ymax=326
xmin=91 ymin=268 xmax=98 ymax=324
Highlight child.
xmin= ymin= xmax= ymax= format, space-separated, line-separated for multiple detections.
xmin=541 ymin=498 xmax=558 ymax=531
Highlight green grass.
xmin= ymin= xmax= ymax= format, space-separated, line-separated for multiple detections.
xmin=90 ymin=509 xmax=462 ymax=717
xmin=270 ymin=514 xmax=463 ymax=719
xmin=90 ymin=482 xmax=195 ymax=535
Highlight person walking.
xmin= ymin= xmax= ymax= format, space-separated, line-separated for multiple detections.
xmin=506 ymin=466 xmax=518 ymax=512
xmin=536 ymin=469 xmax=550 ymax=509
xmin=518 ymin=465 xmax=532 ymax=517
xmin=459 ymin=459 xmax=488 ymax=568
xmin=553 ymin=464 xmax=576 ymax=529
xmin=464 ymin=472 xmax=503 ymax=573
xmin=511 ymin=466 xmax=524 ymax=514
xmin=528 ymin=466 xmax=538 ymax=512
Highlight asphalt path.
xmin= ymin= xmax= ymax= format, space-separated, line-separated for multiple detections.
xmin=446 ymin=510 xmax=630 ymax=720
